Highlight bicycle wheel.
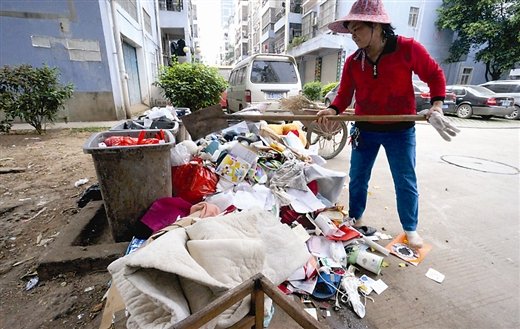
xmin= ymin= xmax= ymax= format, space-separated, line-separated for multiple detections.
xmin=306 ymin=121 xmax=349 ymax=160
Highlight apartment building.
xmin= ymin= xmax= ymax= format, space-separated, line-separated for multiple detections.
xmin=220 ymin=0 xmax=235 ymax=65
xmin=158 ymin=0 xmax=197 ymax=66
xmin=0 ymin=0 xmax=164 ymax=121
xmin=227 ymin=0 xmax=486 ymax=86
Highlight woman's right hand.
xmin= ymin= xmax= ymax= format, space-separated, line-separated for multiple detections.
xmin=316 ymin=108 xmax=336 ymax=124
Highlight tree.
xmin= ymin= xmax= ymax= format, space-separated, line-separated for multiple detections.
xmin=0 ymin=65 xmax=73 ymax=134
xmin=436 ymin=0 xmax=520 ymax=81
xmin=155 ymin=62 xmax=227 ymax=111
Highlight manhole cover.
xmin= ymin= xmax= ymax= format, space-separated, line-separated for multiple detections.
xmin=441 ymin=155 xmax=519 ymax=175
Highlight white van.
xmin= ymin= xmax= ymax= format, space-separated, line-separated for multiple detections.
xmin=226 ymin=54 xmax=302 ymax=113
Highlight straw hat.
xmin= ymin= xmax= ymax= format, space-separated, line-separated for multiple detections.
xmin=328 ymin=0 xmax=391 ymax=33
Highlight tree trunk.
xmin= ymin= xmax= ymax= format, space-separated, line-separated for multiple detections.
xmin=485 ymin=62 xmax=503 ymax=82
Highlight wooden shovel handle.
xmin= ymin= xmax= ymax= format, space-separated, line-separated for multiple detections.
xmin=227 ymin=114 xmax=427 ymax=122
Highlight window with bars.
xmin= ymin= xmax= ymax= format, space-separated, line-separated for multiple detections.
xmin=118 ymin=0 xmax=138 ymax=22
xmin=408 ymin=7 xmax=419 ymax=27
xmin=158 ymin=0 xmax=183 ymax=12
xmin=319 ymin=0 xmax=335 ymax=28
xmin=143 ymin=8 xmax=152 ymax=34
xmin=302 ymin=12 xmax=317 ymax=40
xmin=262 ymin=8 xmax=275 ymax=29
xmin=459 ymin=67 xmax=473 ymax=84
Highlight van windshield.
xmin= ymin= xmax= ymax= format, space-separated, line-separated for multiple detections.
xmin=250 ymin=60 xmax=298 ymax=84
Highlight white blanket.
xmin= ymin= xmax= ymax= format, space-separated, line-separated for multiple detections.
xmin=108 ymin=209 xmax=311 ymax=329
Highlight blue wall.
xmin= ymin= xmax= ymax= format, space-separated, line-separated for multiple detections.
xmin=0 ymin=0 xmax=112 ymax=92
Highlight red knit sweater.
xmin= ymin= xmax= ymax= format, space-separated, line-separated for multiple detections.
xmin=330 ymin=36 xmax=446 ymax=117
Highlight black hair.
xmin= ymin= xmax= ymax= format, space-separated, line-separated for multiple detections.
xmin=343 ymin=21 xmax=396 ymax=39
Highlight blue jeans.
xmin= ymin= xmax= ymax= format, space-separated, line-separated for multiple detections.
xmin=349 ymin=126 xmax=418 ymax=231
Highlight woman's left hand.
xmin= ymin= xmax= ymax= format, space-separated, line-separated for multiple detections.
xmin=316 ymin=108 xmax=336 ymax=124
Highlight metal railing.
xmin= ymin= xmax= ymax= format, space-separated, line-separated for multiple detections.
xmin=158 ymin=0 xmax=183 ymax=12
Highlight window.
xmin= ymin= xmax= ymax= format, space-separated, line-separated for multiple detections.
xmin=143 ymin=8 xmax=152 ymax=34
xmin=483 ymin=83 xmax=520 ymax=93
xmin=118 ymin=0 xmax=138 ymax=22
xmin=159 ymin=0 xmax=183 ymax=12
xmin=452 ymin=88 xmax=465 ymax=96
xmin=319 ymin=0 xmax=335 ymax=28
xmin=408 ymin=7 xmax=419 ymax=27
xmin=250 ymin=60 xmax=298 ymax=84
xmin=459 ymin=67 xmax=473 ymax=84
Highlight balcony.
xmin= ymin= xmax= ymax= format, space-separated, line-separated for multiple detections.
xmin=158 ymin=0 xmax=188 ymax=31
xmin=159 ymin=0 xmax=183 ymax=12
xmin=287 ymin=33 xmax=345 ymax=58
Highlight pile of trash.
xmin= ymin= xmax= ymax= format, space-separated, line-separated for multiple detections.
xmin=91 ymin=114 xmax=435 ymax=328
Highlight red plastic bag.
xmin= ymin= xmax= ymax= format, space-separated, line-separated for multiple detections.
xmin=171 ymin=159 xmax=218 ymax=204
xmin=104 ymin=130 xmax=165 ymax=146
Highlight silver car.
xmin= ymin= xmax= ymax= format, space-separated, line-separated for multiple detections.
xmin=479 ymin=80 xmax=520 ymax=120
xmin=323 ymin=84 xmax=339 ymax=107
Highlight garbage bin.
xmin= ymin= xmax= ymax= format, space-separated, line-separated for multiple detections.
xmin=173 ymin=107 xmax=191 ymax=142
xmin=83 ymin=130 xmax=175 ymax=242
xmin=110 ymin=119 xmax=179 ymax=137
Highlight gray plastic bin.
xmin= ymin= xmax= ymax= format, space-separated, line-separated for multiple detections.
xmin=83 ymin=129 xmax=174 ymax=242
xmin=110 ymin=119 xmax=179 ymax=137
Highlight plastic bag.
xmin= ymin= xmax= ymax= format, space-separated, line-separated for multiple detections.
xmin=170 ymin=143 xmax=191 ymax=166
xmin=171 ymin=159 xmax=218 ymax=204
xmin=104 ymin=130 xmax=165 ymax=146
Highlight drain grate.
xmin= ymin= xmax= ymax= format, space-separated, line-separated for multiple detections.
xmin=441 ymin=155 xmax=519 ymax=175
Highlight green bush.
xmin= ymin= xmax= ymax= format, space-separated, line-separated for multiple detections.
xmin=0 ymin=64 xmax=73 ymax=134
xmin=322 ymin=82 xmax=339 ymax=98
xmin=287 ymin=36 xmax=307 ymax=50
xmin=155 ymin=62 xmax=228 ymax=111
xmin=302 ymin=81 xmax=322 ymax=101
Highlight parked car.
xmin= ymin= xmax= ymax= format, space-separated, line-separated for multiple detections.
xmin=226 ymin=54 xmax=302 ymax=112
xmin=220 ymin=90 xmax=227 ymax=110
xmin=445 ymin=85 xmax=515 ymax=119
xmin=413 ymin=81 xmax=457 ymax=113
xmin=323 ymin=81 xmax=456 ymax=113
xmin=323 ymin=84 xmax=339 ymax=107
xmin=479 ymin=80 xmax=520 ymax=120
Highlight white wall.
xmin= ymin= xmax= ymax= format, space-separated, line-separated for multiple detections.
xmin=321 ymin=53 xmax=339 ymax=84
xmin=110 ymin=0 xmax=161 ymax=107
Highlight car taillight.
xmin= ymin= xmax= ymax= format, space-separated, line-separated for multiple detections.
xmin=245 ymin=90 xmax=251 ymax=102
xmin=486 ymin=98 xmax=497 ymax=106
xmin=420 ymin=92 xmax=430 ymax=99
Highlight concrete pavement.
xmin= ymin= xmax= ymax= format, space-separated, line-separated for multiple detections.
xmin=324 ymin=118 xmax=520 ymax=329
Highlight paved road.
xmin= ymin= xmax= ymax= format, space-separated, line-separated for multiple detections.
xmin=324 ymin=117 xmax=519 ymax=329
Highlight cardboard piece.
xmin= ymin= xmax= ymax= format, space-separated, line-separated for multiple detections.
xmin=99 ymin=285 xmax=126 ymax=329
xmin=385 ymin=233 xmax=432 ymax=266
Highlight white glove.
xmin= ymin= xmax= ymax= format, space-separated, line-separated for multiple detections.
xmin=418 ymin=110 xmax=460 ymax=141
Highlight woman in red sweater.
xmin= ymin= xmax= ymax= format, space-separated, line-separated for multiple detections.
xmin=317 ymin=0 xmax=448 ymax=249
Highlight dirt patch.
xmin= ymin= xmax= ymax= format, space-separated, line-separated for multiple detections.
xmin=0 ymin=128 xmax=109 ymax=329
